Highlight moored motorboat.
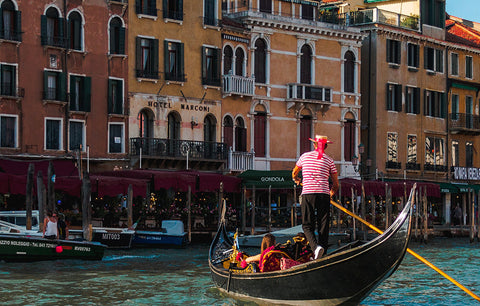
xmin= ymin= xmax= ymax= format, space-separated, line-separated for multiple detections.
xmin=209 ymin=189 xmax=414 ymax=305
xmin=0 ymin=221 xmax=106 ymax=262
xmin=133 ymin=220 xmax=187 ymax=247
xmin=69 ymin=227 xmax=135 ymax=249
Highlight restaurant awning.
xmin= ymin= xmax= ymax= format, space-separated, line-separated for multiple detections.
xmin=237 ymin=170 xmax=297 ymax=189
xmin=438 ymin=182 xmax=459 ymax=193
xmin=452 ymin=183 xmax=480 ymax=193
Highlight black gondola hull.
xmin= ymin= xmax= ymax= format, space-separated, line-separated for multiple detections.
xmin=209 ymin=198 xmax=412 ymax=305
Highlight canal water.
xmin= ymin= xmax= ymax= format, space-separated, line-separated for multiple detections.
xmin=0 ymin=237 xmax=478 ymax=305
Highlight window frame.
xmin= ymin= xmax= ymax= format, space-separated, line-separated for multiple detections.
xmin=0 ymin=63 xmax=16 ymax=97
xmin=67 ymin=10 xmax=83 ymax=51
xmin=387 ymin=132 xmax=398 ymax=163
xmin=405 ymin=86 xmax=420 ymax=114
xmin=202 ymin=46 xmax=221 ymax=86
xmin=386 ymin=83 xmax=402 ymax=112
xmin=44 ymin=117 xmax=63 ymax=151
xmin=424 ymin=46 xmax=444 ymax=73
xmin=108 ymin=77 xmax=124 ymax=115
xmin=0 ymin=114 xmax=17 ymax=148
xmin=0 ymin=0 xmax=22 ymax=42
xmin=407 ymin=43 xmax=419 ymax=68
xmin=466 ymin=55 xmax=473 ymax=79
xmin=386 ymin=39 xmax=401 ymax=65
xmin=164 ymin=40 xmax=184 ymax=82
xmin=108 ymin=122 xmax=125 ymax=154
xmin=69 ymin=119 xmax=86 ymax=151
xmin=109 ymin=17 xmax=125 ymax=55
xmin=425 ymin=136 xmax=445 ymax=167
xmin=450 ymin=52 xmax=459 ymax=76
xmin=163 ymin=0 xmax=183 ymax=21
xmin=69 ymin=74 xmax=91 ymax=112
xmin=407 ymin=134 xmax=417 ymax=164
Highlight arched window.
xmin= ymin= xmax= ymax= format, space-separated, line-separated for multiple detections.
xmin=254 ymin=39 xmax=267 ymax=84
xmin=68 ymin=11 xmax=83 ymax=50
xmin=344 ymin=118 xmax=355 ymax=161
xmin=1 ymin=0 xmax=21 ymax=41
xmin=300 ymin=44 xmax=312 ymax=84
xmin=204 ymin=114 xmax=216 ymax=142
xmin=138 ymin=109 xmax=153 ymax=138
xmin=235 ymin=117 xmax=247 ymax=152
xmin=109 ymin=17 xmax=125 ymax=55
xmin=254 ymin=105 xmax=266 ymax=157
xmin=235 ymin=48 xmax=244 ymax=76
xmin=223 ymin=45 xmax=233 ymax=75
xmin=167 ymin=112 xmax=180 ymax=140
xmin=300 ymin=112 xmax=312 ymax=154
xmin=42 ymin=7 xmax=63 ymax=47
xmin=223 ymin=116 xmax=233 ymax=149
xmin=344 ymin=51 xmax=355 ymax=93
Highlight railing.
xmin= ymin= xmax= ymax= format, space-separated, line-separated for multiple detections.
xmin=130 ymin=138 xmax=228 ymax=161
xmin=163 ymin=9 xmax=183 ymax=21
xmin=228 ymin=148 xmax=255 ymax=172
xmin=109 ymin=0 xmax=128 ymax=4
xmin=165 ymin=72 xmax=186 ymax=82
xmin=135 ymin=4 xmax=157 ymax=16
xmin=424 ymin=164 xmax=447 ymax=172
xmin=386 ymin=161 xmax=402 ymax=169
xmin=0 ymin=85 xmax=24 ymax=98
xmin=405 ymin=162 xmax=421 ymax=171
xmin=41 ymin=35 xmax=67 ymax=48
xmin=222 ymin=74 xmax=255 ymax=96
xmin=202 ymin=76 xmax=221 ymax=87
xmin=222 ymin=5 xmax=320 ymax=25
xmin=320 ymin=8 xmax=420 ymax=31
xmin=287 ymin=83 xmax=332 ymax=102
xmin=0 ymin=30 xmax=22 ymax=42
xmin=450 ymin=113 xmax=480 ymax=131
xmin=136 ymin=69 xmax=160 ymax=80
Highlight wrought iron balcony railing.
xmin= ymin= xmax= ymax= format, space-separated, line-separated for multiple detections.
xmin=163 ymin=9 xmax=183 ymax=21
xmin=130 ymin=138 xmax=228 ymax=161
xmin=222 ymin=5 xmax=319 ymax=25
xmin=319 ymin=8 xmax=420 ymax=31
xmin=449 ymin=113 xmax=480 ymax=132
xmin=227 ymin=148 xmax=255 ymax=172
xmin=223 ymin=74 xmax=255 ymax=96
xmin=287 ymin=83 xmax=332 ymax=103
xmin=165 ymin=72 xmax=186 ymax=82
xmin=136 ymin=69 xmax=160 ymax=80
xmin=41 ymin=35 xmax=67 ymax=48
xmin=424 ymin=164 xmax=447 ymax=172
xmin=405 ymin=162 xmax=421 ymax=171
xmin=386 ymin=161 xmax=402 ymax=169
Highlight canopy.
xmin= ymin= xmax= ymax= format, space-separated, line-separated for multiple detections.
xmin=237 ymin=170 xmax=297 ymax=189
xmin=340 ymin=179 xmax=441 ymax=198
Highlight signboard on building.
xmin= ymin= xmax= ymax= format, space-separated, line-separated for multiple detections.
xmin=453 ymin=167 xmax=480 ymax=181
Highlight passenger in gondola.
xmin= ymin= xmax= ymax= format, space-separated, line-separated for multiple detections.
xmin=292 ymin=135 xmax=339 ymax=260
xmin=43 ymin=210 xmax=58 ymax=239
xmin=240 ymin=233 xmax=276 ymax=270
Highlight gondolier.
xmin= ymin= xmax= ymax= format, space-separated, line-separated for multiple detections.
xmin=292 ymin=135 xmax=339 ymax=259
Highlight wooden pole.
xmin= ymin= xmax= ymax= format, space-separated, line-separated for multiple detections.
xmin=361 ymin=182 xmax=366 ymax=240
xmin=127 ymin=184 xmax=133 ymax=228
xmin=82 ymin=171 xmax=92 ymax=241
xmin=371 ymin=194 xmax=375 ymax=228
xmin=414 ymin=188 xmax=419 ymax=241
xmin=423 ymin=187 xmax=428 ymax=243
xmin=337 ymin=183 xmax=342 ymax=231
xmin=293 ymin=185 xmax=297 ymax=226
xmin=470 ymin=189 xmax=474 ymax=243
xmin=187 ymin=185 xmax=192 ymax=243
xmin=37 ymin=171 xmax=45 ymax=232
xmin=242 ymin=186 xmax=246 ymax=234
xmin=351 ymin=187 xmax=356 ymax=241
xmin=251 ymin=185 xmax=256 ymax=235
xmin=26 ymin=163 xmax=34 ymax=230
xmin=386 ymin=184 xmax=392 ymax=229
xmin=268 ymin=185 xmax=272 ymax=232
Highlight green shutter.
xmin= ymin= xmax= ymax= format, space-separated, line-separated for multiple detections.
xmin=201 ymin=46 xmax=206 ymax=81
xmin=415 ymin=87 xmax=420 ymax=114
xmin=0 ymin=9 xmax=3 ymax=38
xmin=84 ymin=76 xmax=91 ymax=112
xmin=74 ymin=19 xmax=81 ymax=50
xmin=441 ymin=92 xmax=446 ymax=118
xmin=386 ymin=40 xmax=390 ymax=62
xmin=423 ymin=89 xmax=427 ymax=115
xmin=58 ymin=18 xmax=65 ymax=47
xmin=424 ymin=47 xmax=428 ymax=69
xmin=109 ymin=27 xmax=115 ymax=53
xmin=386 ymin=83 xmax=390 ymax=110
xmin=164 ymin=40 xmax=169 ymax=79
xmin=136 ymin=37 xmax=142 ymax=76
xmin=215 ymin=48 xmax=221 ymax=83
xmin=41 ymin=15 xmax=47 ymax=45
xmin=43 ymin=71 xmax=48 ymax=98
xmin=179 ymin=0 xmax=184 ymax=21
xmin=117 ymin=80 xmax=124 ymax=114
xmin=179 ymin=43 xmax=184 ymax=80
xmin=59 ymin=72 xmax=66 ymax=101
xmin=163 ymin=0 xmax=168 ymax=18
xmin=69 ymin=75 xmax=76 ymax=109
xmin=108 ymin=79 xmax=113 ymax=113
xmin=67 ymin=19 xmax=71 ymax=48
xmin=396 ymin=84 xmax=402 ymax=112
xmin=148 ymin=0 xmax=157 ymax=16
xmin=152 ymin=39 xmax=159 ymax=78
xmin=15 ymin=11 xmax=21 ymax=42
xmin=119 ymin=27 xmax=125 ymax=54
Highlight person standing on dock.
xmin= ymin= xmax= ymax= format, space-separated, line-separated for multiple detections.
xmin=43 ymin=210 xmax=58 ymax=239
xmin=292 ymin=135 xmax=339 ymax=260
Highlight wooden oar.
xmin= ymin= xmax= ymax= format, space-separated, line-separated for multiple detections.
xmin=330 ymin=199 xmax=480 ymax=302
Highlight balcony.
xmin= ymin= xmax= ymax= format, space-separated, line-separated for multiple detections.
xmin=320 ymin=8 xmax=420 ymax=31
xmin=449 ymin=113 xmax=480 ymax=135
xmin=227 ymin=148 xmax=255 ymax=172
xmin=386 ymin=161 xmax=402 ymax=170
xmin=0 ymin=84 xmax=24 ymax=99
xmin=222 ymin=74 xmax=255 ymax=97
xmin=130 ymin=138 xmax=228 ymax=170
xmin=405 ymin=162 xmax=421 ymax=171
xmin=136 ymin=69 xmax=160 ymax=80
xmin=41 ymin=35 xmax=67 ymax=48
xmin=424 ymin=164 xmax=447 ymax=172
xmin=287 ymin=83 xmax=332 ymax=103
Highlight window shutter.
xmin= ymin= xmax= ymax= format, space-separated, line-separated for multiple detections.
xmin=201 ymin=46 xmax=206 ymax=81
xmin=424 ymin=47 xmax=428 ymax=69
xmin=386 ymin=83 xmax=390 ymax=110
xmin=59 ymin=18 xmax=65 ymax=46
xmin=59 ymin=72 xmax=66 ymax=101
xmin=441 ymin=92 xmax=446 ymax=118
xmin=108 ymin=79 xmax=113 ymax=113
xmin=15 ymin=11 xmax=22 ymax=41
xmin=215 ymin=48 xmax=221 ymax=83
xmin=109 ymin=27 xmax=115 ymax=54
xmin=84 ymin=77 xmax=91 ymax=112
xmin=117 ymin=80 xmax=124 ymax=114
xmin=423 ymin=89 xmax=427 ymax=115
xmin=67 ymin=19 xmax=71 ymax=48
xmin=40 ymin=15 xmax=47 ymax=45
xmin=43 ymin=71 xmax=48 ymax=98
xmin=164 ymin=40 xmax=169 ymax=78
xmin=119 ymin=27 xmax=125 ymax=54
xmin=162 ymin=0 xmax=168 ymax=18
xmin=136 ymin=37 xmax=142 ymax=76
xmin=396 ymin=84 xmax=402 ymax=112
xmin=152 ymin=39 xmax=159 ymax=77
xmin=148 ymin=0 xmax=157 ymax=16
xmin=179 ymin=43 xmax=185 ymax=79
xmin=0 ymin=9 xmax=3 ymax=37
xmin=69 ymin=75 xmax=77 ymax=109
xmin=386 ymin=40 xmax=391 ymax=62
xmin=415 ymin=87 xmax=420 ymax=114
xmin=179 ymin=0 xmax=184 ymax=21
xmin=74 ymin=19 xmax=81 ymax=50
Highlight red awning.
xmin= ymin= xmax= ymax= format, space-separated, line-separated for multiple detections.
xmin=339 ymin=178 xmax=386 ymax=197
xmin=388 ymin=180 xmax=440 ymax=198
xmin=0 ymin=159 xmax=78 ymax=176
xmin=90 ymin=175 xmax=148 ymax=198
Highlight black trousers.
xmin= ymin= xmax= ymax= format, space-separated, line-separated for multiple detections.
xmin=301 ymin=193 xmax=330 ymax=251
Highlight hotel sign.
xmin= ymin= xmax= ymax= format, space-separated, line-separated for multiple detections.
xmin=453 ymin=167 xmax=480 ymax=181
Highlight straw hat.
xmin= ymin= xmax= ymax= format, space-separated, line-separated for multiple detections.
xmin=309 ymin=135 xmax=333 ymax=143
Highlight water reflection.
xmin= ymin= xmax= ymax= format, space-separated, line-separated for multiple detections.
xmin=0 ymin=238 xmax=478 ymax=305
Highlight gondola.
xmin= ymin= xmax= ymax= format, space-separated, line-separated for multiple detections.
xmin=209 ymin=189 xmax=414 ymax=305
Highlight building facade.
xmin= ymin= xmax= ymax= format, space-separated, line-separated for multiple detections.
xmin=0 ymin=0 xmax=129 ymax=172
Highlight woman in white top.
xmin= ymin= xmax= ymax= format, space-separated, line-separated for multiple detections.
xmin=43 ymin=210 xmax=58 ymax=239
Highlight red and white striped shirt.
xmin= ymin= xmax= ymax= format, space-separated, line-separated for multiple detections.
xmin=296 ymin=151 xmax=337 ymax=195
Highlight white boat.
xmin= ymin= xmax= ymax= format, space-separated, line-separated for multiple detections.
xmin=237 ymin=225 xmax=350 ymax=247
xmin=133 ymin=220 xmax=187 ymax=247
